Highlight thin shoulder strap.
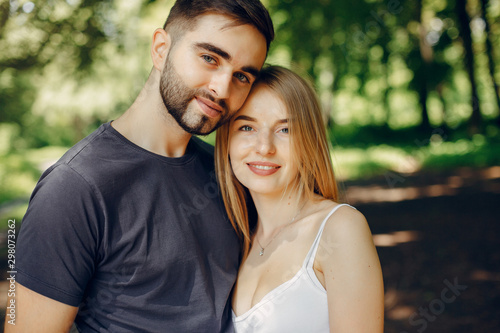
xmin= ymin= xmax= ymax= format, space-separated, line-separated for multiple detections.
xmin=304 ymin=203 xmax=354 ymax=269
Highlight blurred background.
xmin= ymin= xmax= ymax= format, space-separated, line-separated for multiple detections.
xmin=0 ymin=0 xmax=499 ymax=331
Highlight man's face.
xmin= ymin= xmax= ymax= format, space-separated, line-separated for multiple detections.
xmin=159 ymin=14 xmax=267 ymax=135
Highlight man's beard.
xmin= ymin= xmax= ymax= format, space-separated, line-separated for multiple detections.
xmin=159 ymin=56 xmax=229 ymax=135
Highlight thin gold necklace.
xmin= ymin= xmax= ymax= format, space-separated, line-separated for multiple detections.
xmin=255 ymin=201 xmax=307 ymax=256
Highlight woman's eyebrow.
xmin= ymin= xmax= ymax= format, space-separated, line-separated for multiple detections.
xmin=233 ymin=115 xmax=256 ymax=122
xmin=234 ymin=115 xmax=288 ymax=124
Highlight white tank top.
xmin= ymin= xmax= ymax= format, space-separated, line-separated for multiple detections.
xmin=232 ymin=204 xmax=351 ymax=333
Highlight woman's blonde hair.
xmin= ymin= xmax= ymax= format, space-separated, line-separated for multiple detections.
xmin=215 ymin=65 xmax=339 ymax=258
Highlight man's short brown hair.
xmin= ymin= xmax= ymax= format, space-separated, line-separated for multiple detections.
xmin=163 ymin=0 xmax=274 ymax=52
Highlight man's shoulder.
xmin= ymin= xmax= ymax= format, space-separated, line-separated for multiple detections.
xmin=57 ymin=122 xmax=112 ymax=165
xmin=191 ymin=136 xmax=215 ymax=159
xmin=42 ymin=122 xmax=126 ymax=186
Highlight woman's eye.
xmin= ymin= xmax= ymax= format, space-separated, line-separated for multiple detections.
xmin=202 ymin=55 xmax=216 ymax=64
xmin=279 ymin=127 xmax=289 ymax=134
xmin=234 ymin=72 xmax=249 ymax=83
xmin=239 ymin=125 xmax=253 ymax=132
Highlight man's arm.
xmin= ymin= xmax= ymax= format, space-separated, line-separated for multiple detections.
xmin=4 ymin=283 xmax=78 ymax=333
xmin=9 ymin=164 xmax=100 ymax=331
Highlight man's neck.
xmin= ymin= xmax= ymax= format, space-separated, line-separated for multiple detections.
xmin=112 ymin=71 xmax=192 ymax=158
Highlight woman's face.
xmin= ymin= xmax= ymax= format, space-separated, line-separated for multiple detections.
xmin=228 ymin=84 xmax=298 ymax=197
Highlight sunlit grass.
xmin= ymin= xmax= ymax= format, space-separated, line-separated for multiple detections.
xmin=333 ymin=136 xmax=499 ymax=180
xmin=0 ymin=146 xmax=67 ymax=217
xmin=23 ymin=146 xmax=69 ymax=171
xmin=421 ymin=136 xmax=499 ymax=170
xmin=333 ymin=145 xmax=416 ymax=180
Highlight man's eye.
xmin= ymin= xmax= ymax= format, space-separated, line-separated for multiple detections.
xmin=234 ymin=72 xmax=249 ymax=83
xmin=202 ymin=55 xmax=216 ymax=64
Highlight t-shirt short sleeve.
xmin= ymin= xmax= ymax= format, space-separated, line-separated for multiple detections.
xmin=16 ymin=164 xmax=102 ymax=307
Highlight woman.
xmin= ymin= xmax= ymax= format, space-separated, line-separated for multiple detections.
xmin=216 ymin=66 xmax=384 ymax=332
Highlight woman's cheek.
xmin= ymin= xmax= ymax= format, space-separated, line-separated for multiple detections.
xmin=239 ymin=137 xmax=255 ymax=150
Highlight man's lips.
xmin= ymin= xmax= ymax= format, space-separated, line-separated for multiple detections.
xmin=247 ymin=161 xmax=281 ymax=176
xmin=195 ymin=96 xmax=223 ymax=118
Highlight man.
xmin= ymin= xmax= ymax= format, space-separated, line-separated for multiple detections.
xmin=6 ymin=0 xmax=274 ymax=332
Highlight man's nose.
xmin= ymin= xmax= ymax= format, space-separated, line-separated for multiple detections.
xmin=208 ymin=71 xmax=232 ymax=99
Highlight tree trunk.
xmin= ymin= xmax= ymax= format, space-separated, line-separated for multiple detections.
xmin=456 ymin=0 xmax=482 ymax=134
xmin=418 ymin=67 xmax=431 ymax=131
xmin=417 ymin=0 xmax=432 ymax=132
xmin=480 ymin=0 xmax=500 ymax=127
xmin=0 ymin=0 xmax=9 ymax=37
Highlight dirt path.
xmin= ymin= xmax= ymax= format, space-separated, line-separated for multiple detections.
xmin=346 ymin=166 xmax=500 ymax=332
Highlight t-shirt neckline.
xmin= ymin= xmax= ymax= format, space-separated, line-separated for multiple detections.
xmin=104 ymin=121 xmax=199 ymax=165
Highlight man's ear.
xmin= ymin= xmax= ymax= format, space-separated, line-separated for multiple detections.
xmin=151 ymin=28 xmax=172 ymax=71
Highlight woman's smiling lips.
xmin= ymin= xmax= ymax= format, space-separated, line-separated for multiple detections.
xmin=247 ymin=161 xmax=281 ymax=176
xmin=195 ymin=96 xmax=223 ymax=118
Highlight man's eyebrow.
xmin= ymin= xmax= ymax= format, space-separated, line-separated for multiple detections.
xmin=195 ymin=42 xmax=231 ymax=61
xmin=242 ymin=66 xmax=260 ymax=79
xmin=194 ymin=42 xmax=260 ymax=79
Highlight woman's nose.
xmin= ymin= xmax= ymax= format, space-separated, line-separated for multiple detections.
xmin=255 ymin=130 xmax=276 ymax=155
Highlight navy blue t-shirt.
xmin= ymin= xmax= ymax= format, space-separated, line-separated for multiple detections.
xmin=16 ymin=122 xmax=240 ymax=332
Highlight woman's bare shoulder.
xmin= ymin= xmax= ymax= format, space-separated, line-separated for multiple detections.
xmin=315 ymin=200 xmax=375 ymax=267
xmin=322 ymin=201 xmax=369 ymax=235
xmin=312 ymin=199 xmax=368 ymax=231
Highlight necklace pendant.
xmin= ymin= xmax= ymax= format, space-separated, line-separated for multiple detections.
xmin=259 ymin=248 xmax=264 ymax=256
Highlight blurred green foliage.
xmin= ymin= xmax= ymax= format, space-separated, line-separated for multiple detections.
xmin=1 ymin=0 xmax=500 ymax=214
